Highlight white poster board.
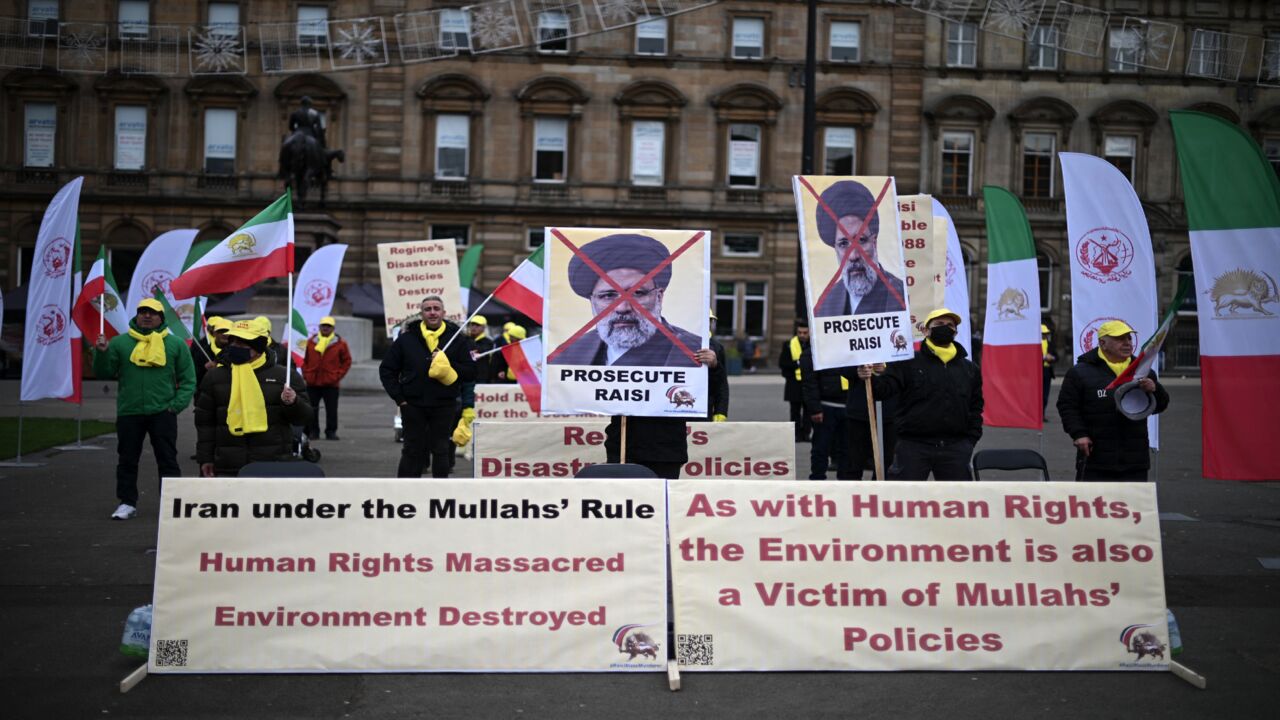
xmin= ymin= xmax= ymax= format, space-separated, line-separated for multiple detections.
xmin=898 ymin=194 xmax=947 ymax=342
xmin=377 ymin=239 xmax=464 ymax=336
xmin=150 ymin=477 xmax=668 ymax=673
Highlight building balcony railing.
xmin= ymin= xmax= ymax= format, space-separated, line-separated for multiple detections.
xmin=935 ymin=194 xmax=978 ymax=211
xmin=16 ymin=168 xmax=58 ymax=185
xmin=197 ymin=174 xmax=238 ymax=191
xmin=530 ymin=184 xmax=569 ymax=201
xmin=430 ymin=180 xmax=472 ymax=198
xmin=106 ymin=172 xmax=148 ymax=190
xmin=1021 ymin=196 xmax=1062 ymax=214
xmin=628 ymin=186 xmax=667 ymax=203
xmin=726 ymin=189 xmax=762 ymax=204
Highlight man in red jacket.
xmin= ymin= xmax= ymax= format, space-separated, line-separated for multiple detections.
xmin=302 ymin=316 xmax=353 ymax=440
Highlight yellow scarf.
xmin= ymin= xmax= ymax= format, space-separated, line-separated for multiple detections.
xmin=127 ymin=327 xmax=170 ymax=367
xmin=226 ymin=353 xmax=269 ymax=437
xmin=1041 ymin=339 xmax=1051 ymax=367
xmin=420 ymin=322 xmax=446 ymax=352
xmin=788 ymin=337 xmax=803 ymax=381
xmin=925 ymin=339 xmax=957 ymax=364
xmin=211 ymin=341 xmax=222 ymax=357
xmin=314 ymin=332 xmax=335 ymax=354
xmin=1102 ymin=354 xmax=1132 ymax=378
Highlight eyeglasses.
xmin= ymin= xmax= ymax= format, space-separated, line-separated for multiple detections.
xmin=591 ymin=286 xmax=659 ymax=304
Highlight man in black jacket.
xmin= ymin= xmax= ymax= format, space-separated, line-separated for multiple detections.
xmin=778 ymin=320 xmax=811 ymax=442
xmin=859 ymin=308 xmax=983 ymax=480
xmin=704 ymin=310 xmax=729 ymax=422
xmin=1057 ymin=320 xmax=1169 ymax=481
xmin=379 ymin=296 xmax=477 ymax=478
xmin=801 ymin=349 xmax=853 ymax=480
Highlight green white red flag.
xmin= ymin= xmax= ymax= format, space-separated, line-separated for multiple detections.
xmin=170 ymin=190 xmax=294 ymax=300
xmin=72 ymin=246 xmax=129 ymax=340
xmin=1107 ymin=276 xmax=1192 ymax=391
xmin=500 ymin=335 xmax=543 ymax=414
xmin=980 ymin=186 xmax=1043 ymax=429
xmin=288 ymin=308 xmax=309 ymax=368
xmin=1171 ymin=110 xmax=1280 ymax=480
xmin=491 ymin=245 xmax=544 ymax=325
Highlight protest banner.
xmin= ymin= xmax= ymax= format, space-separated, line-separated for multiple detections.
xmin=150 ymin=477 xmax=668 ymax=673
xmin=897 ymin=194 xmax=946 ymax=342
xmin=542 ymin=227 xmax=710 ymax=417
xmin=473 ymin=421 xmax=795 ymax=479
xmin=377 ymin=240 xmax=463 ymax=337
xmin=792 ymin=176 xmax=912 ymax=370
xmin=669 ymin=480 xmax=1169 ymax=672
xmin=474 ymin=383 xmax=590 ymax=422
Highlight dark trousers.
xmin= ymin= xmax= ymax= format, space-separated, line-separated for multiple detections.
xmin=1076 ymin=458 xmax=1149 ymax=481
xmin=306 ymin=386 xmax=340 ymax=437
xmin=847 ymin=417 xmax=897 ymax=480
xmin=1042 ymin=369 xmax=1053 ymax=413
xmin=397 ymin=403 xmax=455 ymax=478
xmin=789 ymin=400 xmax=811 ymax=440
xmin=887 ymin=437 xmax=974 ymax=481
xmin=810 ymin=405 xmax=852 ymax=480
xmin=115 ymin=411 xmax=180 ymax=506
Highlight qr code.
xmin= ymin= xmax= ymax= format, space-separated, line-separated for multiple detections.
xmin=676 ymin=634 xmax=713 ymax=666
xmin=154 ymin=639 xmax=188 ymax=667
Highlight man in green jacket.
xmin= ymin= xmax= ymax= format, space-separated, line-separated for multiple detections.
xmin=93 ymin=298 xmax=196 ymax=520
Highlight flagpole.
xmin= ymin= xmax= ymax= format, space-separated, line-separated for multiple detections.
xmin=438 ymin=288 xmax=500 ymax=356
xmin=285 ymin=271 xmax=294 ymax=387
xmin=473 ymin=334 xmax=540 ymax=359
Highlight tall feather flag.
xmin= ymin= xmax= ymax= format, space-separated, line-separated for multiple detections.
xmin=21 ymin=176 xmax=82 ymax=403
xmin=980 ymin=186 xmax=1043 ymax=429
xmin=1170 ymin=110 xmax=1280 ymax=481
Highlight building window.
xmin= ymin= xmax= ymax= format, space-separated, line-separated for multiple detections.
xmin=727 ymin=123 xmax=760 ymax=187
xmin=635 ymin=17 xmax=667 ymax=55
xmin=1188 ymin=29 xmax=1223 ymax=76
xmin=114 ymin=105 xmax=147 ymax=171
xmin=823 ymin=126 xmax=856 ymax=175
xmin=430 ymin=223 xmax=470 ymax=248
xmin=1104 ymin=134 xmax=1137 ymax=182
xmin=297 ymin=6 xmax=329 ymax=45
xmin=946 ymin=22 xmax=977 ymax=68
xmin=526 ymin=228 xmax=545 ymax=250
xmin=440 ymin=9 xmax=470 ymax=51
xmin=537 ymin=11 xmax=569 ymax=54
xmin=940 ymin=131 xmax=973 ymax=195
xmin=23 ymin=102 xmax=56 ymax=168
xmin=208 ymin=2 xmax=239 ymax=32
xmin=723 ymin=233 xmax=762 ymax=258
xmin=1109 ymin=27 xmax=1139 ymax=72
xmin=713 ymin=281 xmax=736 ymax=337
xmin=731 ymin=17 xmax=764 ymax=59
xmin=1264 ymin=138 xmax=1280 ymax=180
xmin=202 ymin=107 xmax=236 ymax=174
xmin=829 ymin=21 xmax=860 ymax=62
xmin=533 ymin=117 xmax=568 ymax=182
xmin=630 ymin=120 xmax=664 ymax=186
xmin=434 ymin=114 xmax=469 ymax=180
xmin=743 ymin=281 xmax=767 ymax=337
xmin=1028 ymin=25 xmax=1058 ymax=70
xmin=1037 ymin=252 xmax=1054 ymax=312
xmin=118 ymin=0 xmax=149 ymax=39
xmin=1176 ymin=255 xmax=1197 ymax=315
xmin=1022 ymin=132 xmax=1056 ymax=198
xmin=1264 ymin=31 xmax=1280 ymax=82
xmin=28 ymin=0 xmax=58 ymax=37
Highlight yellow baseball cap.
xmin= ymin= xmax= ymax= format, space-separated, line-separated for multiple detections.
xmin=1041 ymin=324 xmax=1050 ymax=334
xmin=227 ymin=319 xmax=268 ymax=341
xmin=1098 ymin=320 xmax=1135 ymax=338
xmin=207 ymin=316 xmax=232 ymax=333
xmin=507 ymin=324 xmax=527 ymax=340
xmin=924 ymin=307 xmax=962 ymax=327
xmin=709 ymin=309 xmax=717 ymax=321
xmin=468 ymin=316 xmax=488 ymax=326
xmin=136 ymin=298 xmax=164 ymax=314
xmin=319 ymin=316 xmax=336 ymax=326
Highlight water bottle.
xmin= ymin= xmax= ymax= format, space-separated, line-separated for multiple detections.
xmin=1166 ymin=608 xmax=1183 ymax=656
xmin=120 ymin=604 xmax=153 ymax=660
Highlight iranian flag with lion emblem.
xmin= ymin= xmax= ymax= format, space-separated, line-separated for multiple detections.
xmin=169 ymin=191 xmax=294 ymax=299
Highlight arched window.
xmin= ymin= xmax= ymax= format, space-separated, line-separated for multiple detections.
xmin=1037 ymin=250 xmax=1055 ymax=312
xmin=815 ymin=88 xmax=878 ymax=176
xmin=418 ymin=74 xmax=489 ymax=187
xmin=516 ymin=76 xmax=590 ymax=193
xmin=615 ymin=80 xmax=686 ymax=195
xmin=709 ymin=83 xmax=783 ymax=196
xmin=1009 ymin=97 xmax=1076 ymax=202
xmin=1089 ymin=100 xmax=1157 ymax=191
xmin=925 ymin=95 xmax=995 ymax=202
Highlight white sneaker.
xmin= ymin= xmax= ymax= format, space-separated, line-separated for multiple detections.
xmin=111 ymin=504 xmax=137 ymax=520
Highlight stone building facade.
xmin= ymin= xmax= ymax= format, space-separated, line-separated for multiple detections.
xmin=3 ymin=0 xmax=1279 ymax=369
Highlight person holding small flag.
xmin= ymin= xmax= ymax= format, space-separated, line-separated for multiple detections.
xmin=93 ymin=298 xmax=196 ymax=520
xmin=491 ymin=322 xmax=527 ymax=383
xmin=1057 ymin=320 xmax=1169 ymax=481
xmin=466 ymin=316 xmax=495 ymax=382
xmin=302 ymin=316 xmax=352 ymax=441
xmin=191 ymin=316 xmax=232 ymax=387
xmin=193 ymin=319 xmax=311 ymax=477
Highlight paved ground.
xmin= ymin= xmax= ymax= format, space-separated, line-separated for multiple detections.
xmin=1 ymin=375 xmax=1277 ymax=718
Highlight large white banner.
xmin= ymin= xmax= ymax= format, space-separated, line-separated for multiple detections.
xmin=542 ymin=227 xmax=710 ymax=417
xmin=794 ymin=176 xmax=913 ymax=369
xmin=898 ymin=194 xmax=946 ymax=342
xmin=151 ymin=477 xmax=668 ymax=673
xmin=1061 ymin=152 xmax=1159 ymax=446
xmin=377 ymin=239 xmax=463 ymax=336
xmin=933 ymin=197 xmax=971 ymax=328
xmin=669 ymin=481 xmax=1170 ymax=672
xmin=20 ymin=176 xmax=81 ymax=402
xmin=473 ymin=421 xmax=796 ymax=479
xmin=126 ymin=228 xmax=198 ymax=322
xmin=292 ymin=243 xmax=348 ymax=338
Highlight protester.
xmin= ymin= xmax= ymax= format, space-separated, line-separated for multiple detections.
xmin=841 ymin=376 xmax=897 ymax=481
xmin=1041 ymin=323 xmax=1057 ymax=421
xmin=302 ymin=316 xmax=353 ymax=440
xmin=859 ymin=308 xmax=983 ymax=480
xmin=467 ymin=316 xmax=495 ymax=383
xmin=701 ymin=309 xmax=728 ymax=422
xmin=193 ymin=319 xmax=311 ymax=477
xmin=93 ymin=298 xmax=197 ymax=519
xmin=379 ymin=295 xmax=477 ymax=478
xmin=191 ymin=316 xmax=231 ymax=387
xmin=1057 ymin=320 xmax=1169 ymax=481
xmin=778 ymin=319 xmax=812 ymax=442
xmin=551 ymin=233 xmax=700 ymax=367
xmin=802 ymin=348 xmax=853 ymax=480
xmin=604 ymin=417 xmax=687 ymax=479
xmin=491 ymin=322 xmax=526 ymax=383
xmin=255 ymin=315 xmax=285 ymax=364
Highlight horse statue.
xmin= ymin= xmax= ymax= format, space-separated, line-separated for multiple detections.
xmin=277 ymin=97 xmax=344 ymax=208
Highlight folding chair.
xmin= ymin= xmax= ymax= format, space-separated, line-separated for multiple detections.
xmin=971 ymin=449 xmax=1050 ymax=481
xmin=238 ymin=461 xmax=327 ymax=478
xmin=575 ymin=463 xmax=659 ymax=479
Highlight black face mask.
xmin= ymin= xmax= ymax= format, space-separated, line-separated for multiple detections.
xmin=928 ymin=325 xmax=957 ymax=346
xmin=223 ymin=346 xmax=253 ymax=365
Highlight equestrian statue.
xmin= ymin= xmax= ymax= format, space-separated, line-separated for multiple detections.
xmin=278 ymin=96 xmax=345 ymax=208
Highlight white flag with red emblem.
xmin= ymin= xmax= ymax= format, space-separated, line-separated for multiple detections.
xmin=21 ymin=177 xmax=82 ymax=402
xmin=291 ymin=243 xmax=347 ymax=341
